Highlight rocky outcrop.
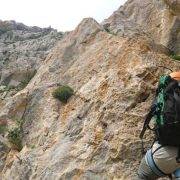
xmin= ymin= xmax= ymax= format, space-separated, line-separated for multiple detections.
xmin=164 ymin=0 xmax=180 ymax=15
xmin=0 ymin=1 xmax=179 ymax=180
xmin=102 ymin=0 xmax=180 ymax=54
xmin=0 ymin=20 xmax=64 ymax=90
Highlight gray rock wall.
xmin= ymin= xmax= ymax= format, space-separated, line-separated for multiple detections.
xmin=0 ymin=1 xmax=179 ymax=179
xmin=102 ymin=0 xmax=180 ymax=54
xmin=0 ymin=20 xmax=64 ymax=87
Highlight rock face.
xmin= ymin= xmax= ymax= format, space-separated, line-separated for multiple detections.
xmin=102 ymin=0 xmax=180 ymax=54
xmin=164 ymin=0 xmax=180 ymax=15
xmin=0 ymin=1 xmax=179 ymax=180
xmin=0 ymin=20 xmax=63 ymax=88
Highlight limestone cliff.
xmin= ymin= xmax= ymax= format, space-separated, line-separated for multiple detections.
xmin=0 ymin=20 xmax=63 ymax=99
xmin=103 ymin=0 xmax=180 ymax=54
xmin=0 ymin=0 xmax=180 ymax=180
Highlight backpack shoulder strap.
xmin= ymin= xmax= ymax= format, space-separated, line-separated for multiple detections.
xmin=176 ymin=147 xmax=180 ymax=163
xmin=139 ymin=103 xmax=157 ymax=154
xmin=174 ymin=91 xmax=180 ymax=124
xmin=139 ymin=104 xmax=157 ymax=139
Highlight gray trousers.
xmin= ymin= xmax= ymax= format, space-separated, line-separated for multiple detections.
xmin=138 ymin=156 xmax=162 ymax=180
xmin=138 ymin=154 xmax=180 ymax=180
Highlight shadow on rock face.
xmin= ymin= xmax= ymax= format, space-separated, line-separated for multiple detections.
xmin=164 ymin=0 xmax=180 ymax=15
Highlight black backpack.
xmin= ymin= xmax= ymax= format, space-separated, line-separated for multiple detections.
xmin=140 ymin=75 xmax=180 ymax=162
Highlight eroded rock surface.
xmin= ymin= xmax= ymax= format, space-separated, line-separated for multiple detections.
xmin=0 ymin=1 xmax=179 ymax=180
xmin=103 ymin=0 xmax=180 ymax=54
xmin=0 ymin=20 xmax=63 ymax=88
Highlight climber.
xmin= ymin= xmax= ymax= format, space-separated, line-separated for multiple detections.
xmin=138 ymin=71 xmax=180 ymax=179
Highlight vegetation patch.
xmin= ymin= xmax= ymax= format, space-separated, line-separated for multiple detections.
xmin=7 ymin=118 xmax=24 ymax=151
xmin=170 ymin=54 xmax=180 ymax=61
xmin=170 ymin=51 xmax=180 ymax=61
xmin=0 ymin=85 xmax=15 ymax=93
xmin=52 ymin=85 xmax=74 ymax=103
xmin=8 ymin=127 xmax=22 ymax=150
xmin=104 ymin=28 xmax=117 ymax=36
xmin=0 ymin=124 xmax=7 ymax=134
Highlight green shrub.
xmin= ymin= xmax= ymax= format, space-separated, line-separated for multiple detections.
xmin=52 ymin=85 xmax=74 ymax=103
xmin=170 ymin=54 xmax=180 ymax=61
xmin=104 ymin=28 xmax=116 ymax=36
xmin=15 ymin=118 xmax=24 ymax=127
xmin=7 ymin=118 xmax=24 ymax=151
xmin=0 ymin=124 xmax=7 ymax=134
xmin=0 ymin=85 xmax=15 ymax=93
xmin=8 ymin=127 xmax=22 ymax=151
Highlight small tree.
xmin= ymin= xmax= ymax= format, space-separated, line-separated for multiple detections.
xmin=52 ymin=85 xmax=74 ymax=103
